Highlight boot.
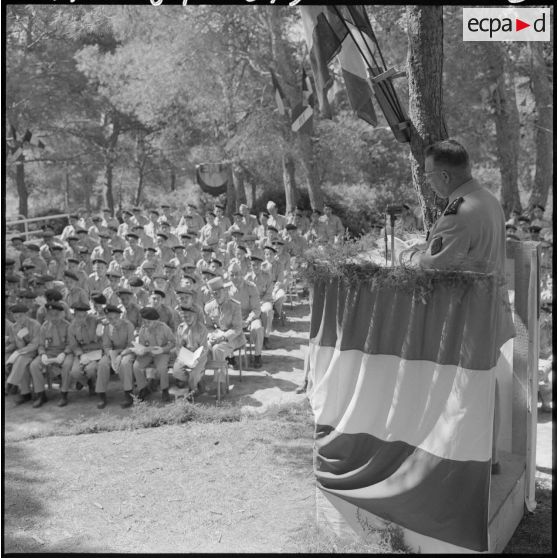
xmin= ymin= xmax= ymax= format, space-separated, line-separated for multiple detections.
xmin=253 ymin=355 xmax=262 ymax=369
xmin=33 ymin=391 xmax=48 ymax=408
xmin=263 ymin=337 xmax=271 ymax=350
xmin=161 ymin=388 xmax=170 ymax=403
xmin=75 ymin=381 xmax=84 ymax=391
xmin=97 ymin=392 xmax=107 ymax=409
xmin=121 ymin=391 xmax=134 ymax=409
xmin=229 ymin=356 xmax=238 ymax=370
xmin=7 ymin=383 xmax=19 ymax=395
xmin=87 ymin=379 xmax=95 ymax=396
xmin=15 ymin=393 xmax=32 ymax=405
xmin=149 ymin=378 xmax=159 ymax=392
xmin=57 ymin=391 xmax=68 ymax=407
xmin=137 ymin=386 xmax=149 ymax=401
xmin=295 ymin=380 xmax=308 ymax=394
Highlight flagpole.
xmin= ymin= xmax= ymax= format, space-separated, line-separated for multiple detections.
xmin=331 ymin=6 xmax=402 ymax=121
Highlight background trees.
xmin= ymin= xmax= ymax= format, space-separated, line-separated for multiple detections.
xmin=5 ymin=5 xmax=553 ymax=233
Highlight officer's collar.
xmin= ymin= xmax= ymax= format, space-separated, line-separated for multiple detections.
xmin=448 ymin=178 xmax=481 ymax=203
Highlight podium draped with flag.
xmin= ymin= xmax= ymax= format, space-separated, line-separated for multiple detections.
xmin=307 ymin=268 xmax=515 ymax=551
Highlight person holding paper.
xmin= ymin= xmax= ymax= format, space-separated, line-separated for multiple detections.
xmin=64 ymin=302 xmax=104 ymax=407
xmin=5 ymin=304 xmax=41 ymax=405
xmin=96 ymin=305 xmax=136 ymax=409
xmin=173 ymin=305 xmax=209 ymax=396
xmin=132 ymin=307 xmax=176 ymax=403
xmin=245 ymin=255 xmax=275 ymax=350
xmin=29 ymin=301 xmax=74 ymax=408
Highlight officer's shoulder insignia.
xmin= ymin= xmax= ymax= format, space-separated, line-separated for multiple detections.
xmin=444 ymin=197 xmax=464 ymax=216
xmin=431 ymin=237 xmax=443 ymax=256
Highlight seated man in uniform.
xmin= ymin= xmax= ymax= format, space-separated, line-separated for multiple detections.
xmin=131 ymin=307 xmax=176 ymax=402
xmin=97 ymin=304 xmax=136 ymax=409
xmin=245 ymin=254 xmax=274 ymax=349
xmin=204 ymin=276 xmax=244 ymax=396
xmin=29 ymin=301 xmax=74 ymax=408
xmin=173 ymin=304 xmax=209 ymax=396
xmin=227 ymin=262 xmax=264 ymax=369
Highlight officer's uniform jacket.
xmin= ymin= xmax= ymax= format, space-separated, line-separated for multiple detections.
xmin=124 ymin=245 xmax=145 ymax=268
xmin=68 ymin=314 xmax=102 ymax=355
xmin=102 ymin=318 xmax=135 ymax=352
xmin=38 ymin=318 xmax=72 ymax=357
xmin=204 ymin=297 xmax=244 ymax=349
xmin=121 ymin=302 xmax=142 ymax=330
xmin=36 ymin=301 xmax=73 ymax=324
xmin=87 ymin=273 xmax=110 ymax=296
xmin=245 ymin=270 xmax=274 ymax=303
xmin=228 ymin=279 xmax=261 ymax=321
xmin=154 ymin=303 xmax=178 ymax=331
xmin=48 ymin=258 xmax=67 ymax=281
xmin=136 ymin=321 xmax=175 ymax=351
xmin=262 ymin=258 xmax=285 ymax=287
xmin=176 ymin=320 xmax=209 ymax=360
xmin=200 ymin=223 xmax=220 ymax=247
xmin=65 ymin=286 xmax=90 ymax=308
xmin=91 ymin=245 xmax=112 ymax=263
xmin=409 ymin=179 xmax=506 ymax=274
xmin=8 ymin=316 xmax=41 ymax=357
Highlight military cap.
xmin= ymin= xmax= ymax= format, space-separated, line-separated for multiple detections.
xmin=268 ymin=226 xmax=278 ymax=233
xmin=402 ymin=203 xmax=411 ymax=210
xmin=160 ymin=220 xmax=170 ymax=227
xmin=23 ymin=242 xmax=40 ymax=251
xmin=116 ymin=287 xmax=133 ymax=296
xmin=534 ymin=204 xmax=545 ymax=212
xmin=250 ymin=255 xmax=263 ymax=262
xmin=102 ymin=208 xmax=112 ymax=213
xmin=52 ymin=280 xmax=65 ymax=290
xmin=112 ymin=248 xmax=124 ymax=254
xmin=92 ymin=258 xmax=108 ymax=266
xmin=201 ymin=246 xmax=213 ymax=253
xmin=6 ymin=274 xmax=20 ymax=283
xmin=153 ymin=273 xmax=166 ymax=280
xmin=157 ymin=232 xmax=169 ymax=240
xmin=182 ymin=274 xmax=197 ymax=284
xmin=91 ymin=215 xmax=102 ymax=222
xmin=529 ymin=225 xmax=542 ymax=233
xmin=67 ymin=235 xmax=80 ymax=242
xmin=207 ymin=276 xmax=230 ymax=292
xmin=36 ymin=274 xmax=55 ymax=284
xmin=10 ymin=303 xmax=29 ymax=314
xmin=151 ymin=289 xmax=166 ymax=298
xmin=244 ymin=233 xmax=257 ymax=242
xmin=179 ymin=304 xmax=197 ymax=313
xmin=187 ymin=203 xmax=197 ymax=209
xmin=76 ymin=228 xmax=88 ymax=234
xmin=161 ymin=203 xmax=171 ymax=209
xmin=164 ymin=262 xmax=177 ymax=269
xmin=149 ymin=209 xmax=160 ymax=216
xmin=67 ymin=257 xmax=80 ymax=264
xmin=79 ymin=247 xmax=90 ymax=254
xmin=51 ymin=244 xmax=64 ymax=251
xmin=11 ymin=235 xmax=26 ymax=242
xmin=518 ymin=215 xmax=530 ymax=223
xmin=21 ymin=260 xmax=36 ymax=270
xmin=142 ymin=261 xmax=156 ymax=269
xmin=214 ymin=203 xmax=225 ymax=210
xmin=231 ymin=229 xmax=244 ymax=236
xmin=177 ymin=285 xmax=196 ymax=295
xmin=505 ymin=224 xmax=517 ymax=231
xmin=128 ymin=277 xmax=144 ymax=287
xmin=506 ymin=234 xmax=520 ymax=241
xmin=41 ymin=230 xmax=55 ymax=238
xmin=205 ymin=210 xmax=215 ymax=217
xmin=126 ymin=232 xmax=139 ymax=239
xmin=20 ymin=290 xmax=37 ymax=299
xmin=272 ymin=239 xmax=285 ymax=246
xmin=122 ymin=209 xmax=133 ymax=217
xmin=145 ymin=246 xmax=157 ymax=253
xmin=64 ymin=271 xmax=79 ymax=281
xmin=121 ymin=262 xmax=137 ymax=270
xmin=263 ymin=245 xmax=277 ymax=253
xmin=98 ymin=232 xmax=111 ymax=239
xmin=45 ymin=301 xmax=64 ymax=311
xmin=104 ymin=304 xmax=122 ymax=314
xmin=237 ymin=245 xmax=248 ymax=253
xmin=132 ymin=224 xmax=144 ymax=230
xmin=140 ymin=307 xmax=160 ymax=320
xmin=72 ymin=302 xmax=90 ymax=312
xmin=132 ymin=207 xmax=142 ymax=212
xmin=285 ymin=224 xmax=297 ymax=231
xmin=108 ymin=225 xmax=118 ymax=232
xmin=173 ymin=244 xmax=185 ymax=250
xmin=180 ymin=233 xmax=192 ymax=239
xmin=233 ymin=211 xmax=242 ymax=217
xmin=211 ymin=258 xmax=223 ymax=267
xmin=5 ymin=258 xmax=15 ymax=266
xmin=91 ymin=293 xmax=107 ymax=304
xmin=201 ymin=270 xmax=217 ymax=278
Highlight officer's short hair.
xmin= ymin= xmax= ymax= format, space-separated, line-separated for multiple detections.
xmin=424 ymin=139 xmax=470 ymax=169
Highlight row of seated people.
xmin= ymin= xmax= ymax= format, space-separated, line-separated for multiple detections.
xmin=5 ymin=266 xmax=290 ymax=409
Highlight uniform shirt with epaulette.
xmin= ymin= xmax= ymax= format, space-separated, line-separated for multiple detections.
xmin=8 ymin=316 xmax=41 ymax=357
xmin=228 ymin=279 xmax=261 ymax=321
xmin=102 ymin=318 xmax=135 ymax=352
xmin=245 ymin=270 xmax=274 ymax=303
xmin=68 ymin=314 xmax=103 ymax=354
xmin=38 ymin=318 xmax=72 ymax=357
xmin=410 ymin=179 xmax=506 ymax=274
xmin=204 ymin=297 xmax=244 ymax=349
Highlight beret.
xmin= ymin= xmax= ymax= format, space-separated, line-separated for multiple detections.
xmin=104 ymin=304 xmax=122 ymax=314
xmin=236 ymin=245 xmax=248 ymax=253
xmin=140 ymin=307 xmax=160 ymax=320
xmin=21 ymin=260 xmax=36 ymax=270
xmin=268 ymin=226 xmax=278 ymax=232
xmin=45 ymin=301 xmax=64 ymax=311
xmin=92 ymin=258 xmax=108 ymax=266
xmin=149 ymin=209 xmax=160 ymax=216
xmin=201 ymin=246 xmax=213 ymax=253
xmin=91 ymin=293 xmax=107 ymax=304
xmin=285 ymin=224 xmax=297 ymax=230
xmin=126 ymin=232 xmax=139 ymax=239
xmin=116 ymin=287 xmax=133 ymax=296
xmin=10 ymin=303 xmax=29 ymax=313
xmin=157 ymin=233 xmax=168 ymax=240
xmin=179 ymin=304 xmax=197 ymax=313
xmin=211 ymin=258 xmax=223 ymax=267
xmin=128 ymin=278 xmax=144 ymax=287
xmin=76 ymin=228 xmax=88 ymax=234
xmin=112 ymin=248 xmax=124 ymax=253
xmin=67 ymin=257 xmax=80 ymax=264
xmin=51 ymin=244 xmax=64 ymax=251
xmin=177 ymin=285 xmax=196 ymax=295
xmin=67 ymin=235 xmax=79 ymax=242
xmin=45 ymin=289 xmax=63 ymax=301
xmin=231 ymin=229 xmax=244 ymax=236
xmin=64 ymin=271 xmax=79 ymax=281
xmin=181 ymin=274 xmax=197 ymax=284
xmin=11 ymin=235 xmax=26 ymax=242
xmin=151 ymin=289 xmax=166 ymax=298
xmin=263 ymin=245 xmax=277 ymax=253
xmin=91 ymin=216 xmax=102 ymax=222
xmin=250 ymin=255 xmax=263 ymax=262
xmin=6 ymin=274 xmax=20 ymax=283
xmin=72 ymin=302 xmax=90 ymax=311
xmin=20 ymin=290 xmax=37 ymax=299
xmin=23 ymin=242 xmax=40 ymax=251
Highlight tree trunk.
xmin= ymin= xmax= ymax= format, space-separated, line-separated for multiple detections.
xmin=15 ymin=155 xmax=28 ymax=219
xmin=225 ymin=169 xmax=236 ymax=219
xmin=64 ymin=164 xmax=71 ymax=211
xmin=104 ymin=119 xmax=121 ymax=216
xmin=482 ymin=43 xmax=521 ymax=218
xmin=135 ymin=171 xmax=144 ymax=207
xmin=300 ymin=134 xmax=323 ymax=210
xmin=406 ymin=6 xmax=448 ymax=231
xmin=170 ymin=167 xmax=176 ymax=192
xmin=282 ymin=152 xmax=298 ymax=213
xmin=232 ymin=162 xmax=247 ymax=209
xmin=528 ymin=42 xmax=553 ymax=211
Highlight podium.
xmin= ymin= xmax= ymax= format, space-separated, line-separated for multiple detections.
xmin=307 ymin=241 xmax=540 ymax=553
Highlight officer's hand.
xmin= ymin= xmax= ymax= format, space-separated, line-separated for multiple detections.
xmin=151 ymin=346 xmax=163 ymax=355
xmin=56 ymin=352 xmax=66 ymax=364
xmin=41 ymin=354 xmax=49 ymax=365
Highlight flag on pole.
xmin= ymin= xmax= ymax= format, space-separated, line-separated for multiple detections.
xmin=270 ymin=68 xmax=288 ymax=116
xmin=299 ymin=5 xmax=377 ymax=126
xmin=291 ymin=67 xmax=314 ymax=135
